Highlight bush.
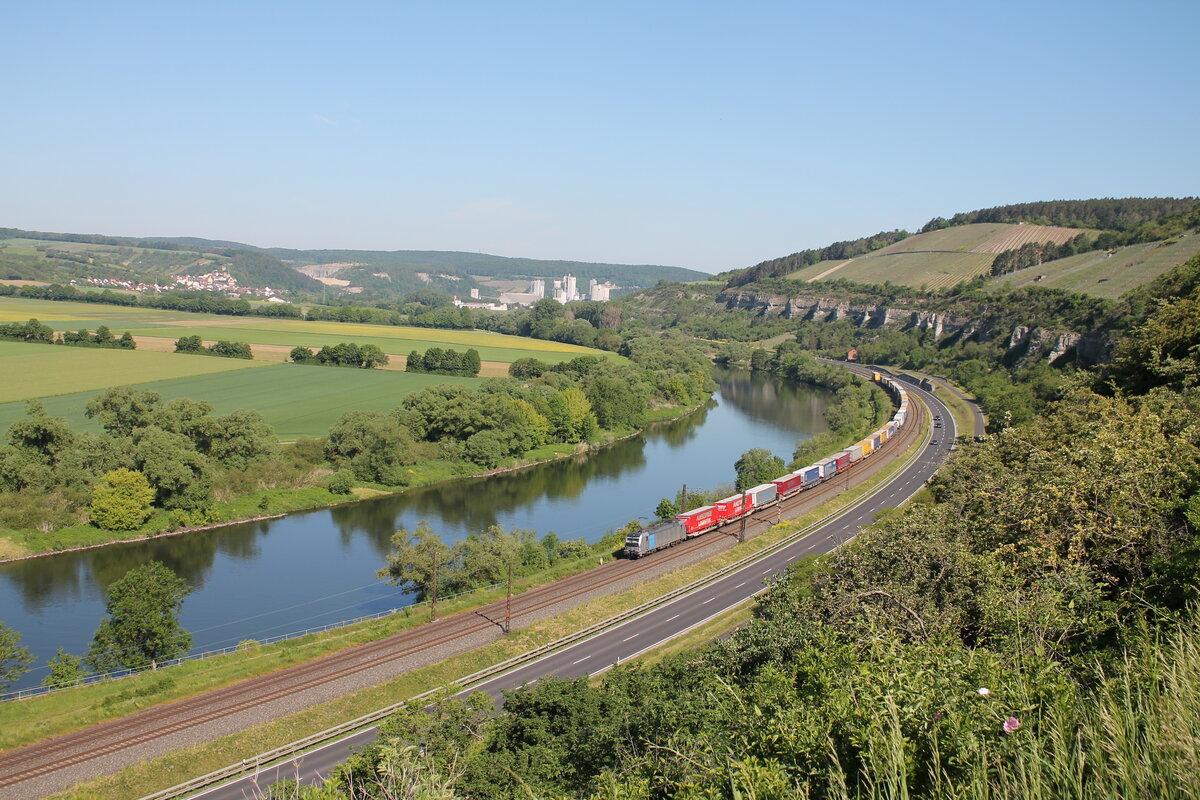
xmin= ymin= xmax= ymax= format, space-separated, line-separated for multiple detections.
xmin=464 ymin=430 xmax=507 ymax=469
xmin=327 ymin=469 xmax=356 ymax=495
xmin=89 ymin=469 xmax=155 ymax=531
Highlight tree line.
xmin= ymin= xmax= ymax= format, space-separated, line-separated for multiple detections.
xmin=175 ymin=335 xmax=253 ymax=359
xmin=405 ymin=347 xmax=480 ymax=376
xmin=0 ymin=387 xmax=280 ymax=533
xmin=377 ymin=522 xmax=616 ymax=617
xmin=323 ymin=339 xmax=713 ymax=482
xmin=290 ymin=342 xmax=390 ymax=369
xmin=1 ymin=318 xmax=136 ymax=349
xmin=920 ymin=196 xmax=1197 ymax=232
xmin=989 ymin=233 xmax=1092 ymax=275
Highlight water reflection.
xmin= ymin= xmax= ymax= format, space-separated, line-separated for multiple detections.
xmin=0 ymin=370 xmax=831 ymax=688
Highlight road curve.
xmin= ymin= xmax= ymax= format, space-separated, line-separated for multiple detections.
xmin=202 ymin=381 xmax=953 ymax=799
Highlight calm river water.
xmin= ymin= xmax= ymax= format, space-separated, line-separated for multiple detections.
xmin=0 ymin=370 xmax=830 ymax=690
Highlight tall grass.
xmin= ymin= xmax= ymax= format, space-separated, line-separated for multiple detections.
xmin=834 ymin=620 xmax=1200 ymax=800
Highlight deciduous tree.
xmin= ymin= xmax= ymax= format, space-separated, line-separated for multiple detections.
xmin=0 ymin=622 xmax=34 ymax=690
xmin=85 ymin=561 xmax=192 ymax=672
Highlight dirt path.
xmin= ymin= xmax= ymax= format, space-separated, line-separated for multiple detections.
xmin=131 ymin=336 xmax=510 ymax=376
xmin=807 ymin=258 xmax=855 ymax=282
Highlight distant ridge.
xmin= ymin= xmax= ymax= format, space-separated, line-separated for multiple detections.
xmin=0 ymin=227 xmax=709 ymax=302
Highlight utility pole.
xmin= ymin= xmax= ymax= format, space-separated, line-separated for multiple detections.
xmin=504 ymin=561 xmax=513 ymax=635
xmin=680 ymin=483 xmax=687 ymax=512
xmin=739 ymin=489 xmax=749 ymax=543
xmin=429 ymin=552 xmax=438 ymax=622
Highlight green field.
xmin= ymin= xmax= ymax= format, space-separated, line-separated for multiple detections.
xmin=987 ymin=234 xmax=1200 ymax=298
xmin=0 ymin=363 xmax=480 ymax=440
xmin=0 ymin=341 xmax=267 ymax=403
xmin=0 ymin=297 xmax=607 ymax=363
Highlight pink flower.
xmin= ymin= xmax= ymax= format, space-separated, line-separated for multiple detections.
xmin=1003 ymin=717 xmax=1021 ymax=733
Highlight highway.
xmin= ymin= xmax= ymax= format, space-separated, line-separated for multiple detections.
xmin=201 ymin=380 xmax=954 ymax=800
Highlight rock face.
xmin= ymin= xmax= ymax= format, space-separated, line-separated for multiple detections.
xmin=716 ymin=289 xmax=1103 ymax=364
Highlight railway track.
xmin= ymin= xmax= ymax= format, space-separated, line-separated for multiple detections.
xmin=0 ymin=380 xmax=923 ymax=798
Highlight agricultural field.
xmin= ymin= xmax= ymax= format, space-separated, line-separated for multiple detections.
xmin=784 ymin=223 xmax=1089 ymax=288
xmin=0 ymin=297 xmax=608 ymax=363
xmin=0 ymin=340 xmax=267 ymax=404
xmin=988 ymin=234 xmax=1200 ymax=299
xmin=0 ymin=363 xmax=480 ymax=440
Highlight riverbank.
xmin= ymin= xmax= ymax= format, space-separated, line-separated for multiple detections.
xmin=0 ymin=397 xmax=713 ymax=563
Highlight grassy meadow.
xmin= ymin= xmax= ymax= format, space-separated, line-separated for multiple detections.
xmin=0 ymin=362 xmax=481 ymax=440
xmin=988 ymin=233 xmax=1200 ymax=298
xmin=0 ymin=340 xmax=267 ymax=403
xmin=784 ymin=223 xmax=1089 ymax=289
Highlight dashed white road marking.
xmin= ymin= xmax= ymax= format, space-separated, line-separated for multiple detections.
xmin=573 ymin=655 xmax=590 ymax=664
xmin=623 ymin=633 xmax=639 ymax=642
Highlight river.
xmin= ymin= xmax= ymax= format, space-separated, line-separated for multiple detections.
xmin=0 ymin=369 xmax=830 ymax=690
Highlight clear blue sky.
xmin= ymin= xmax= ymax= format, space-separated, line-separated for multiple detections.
xmin=2 ymin=0 xmax=1196 ymax=273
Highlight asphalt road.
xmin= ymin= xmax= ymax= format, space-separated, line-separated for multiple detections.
xmin=201 ymin=382 xmax=953 ymax=800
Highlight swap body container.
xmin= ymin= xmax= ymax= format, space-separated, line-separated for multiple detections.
xmin=677 ymin=505 xmax=718 ymax=534
xmin=773 ymin=471 xmax=807 ymax=496
xmin=714 ymin=494 xmax=750 ymax=522
xmin=816 ymin=456 xmax=840 ymax=480
xmin=746 ymin=483 xmax=778 ymax=507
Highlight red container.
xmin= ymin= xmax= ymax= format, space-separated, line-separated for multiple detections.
xmin=677 ymin=505 xmax=717 ymax=534
xmin=773 ymin=472 xmax=806 ymax=496
xmin=714 ymin=494 xmax=749 ymax=522
xmin=834 ymin=453 xmax=851 ymax=473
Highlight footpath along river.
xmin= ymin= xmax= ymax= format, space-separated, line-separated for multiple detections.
xmin=0 ymin=369 xmax=831 ymax=690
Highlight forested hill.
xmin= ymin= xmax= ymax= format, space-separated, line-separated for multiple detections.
xmin=0 ymin=227 xmax=320 ymax=293
xmin=920 ymin=197 xmax=1196 ymax=233
xmin=157 ymin=240 xmax=709 ymax=287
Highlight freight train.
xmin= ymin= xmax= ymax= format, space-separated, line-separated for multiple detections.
xmin=623 ymin=372 xmax=910 ymax=558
